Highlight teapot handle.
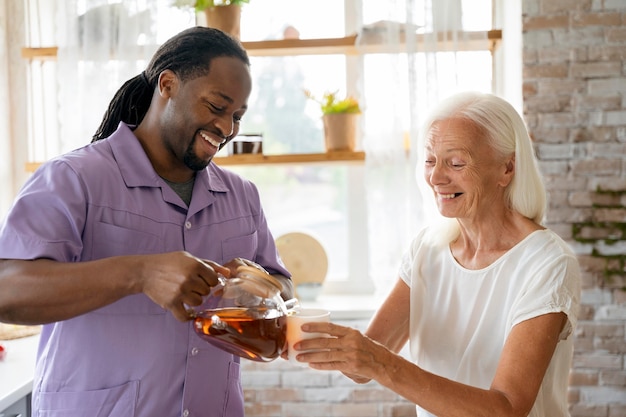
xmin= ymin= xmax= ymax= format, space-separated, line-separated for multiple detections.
xmin=184 ymin=274 xmax=229 ymax=317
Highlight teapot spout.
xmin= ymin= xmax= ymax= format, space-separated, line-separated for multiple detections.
xmin=283 ymin=298 xmax=301 ymax=315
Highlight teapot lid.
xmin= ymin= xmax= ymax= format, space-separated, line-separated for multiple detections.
xmin=229 ymin=265 xmax=283 ymax=299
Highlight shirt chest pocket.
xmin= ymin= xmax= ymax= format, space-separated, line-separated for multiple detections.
xmin=86 ymin=215 xmax=167 ymax=316
xmin=37 ymin=380 xmax=139 ymax=417
xmin=88 ymin=218 xmax=165 ymax=259
xmin=221 ymin=231 xmax=258 ymax=263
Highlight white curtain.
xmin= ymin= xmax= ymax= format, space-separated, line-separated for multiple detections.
xmin=22 ymin=0 xmax=498 ymax=296
xmin=0 ymin=2 xmax=13 ymax=216
xmin=55 ymin=0 xmax=194 ymax=153
xmin=357 ymin=0 xmax=478 ymax=294
xmin=1 ymin=1 xmax=29 ymax=217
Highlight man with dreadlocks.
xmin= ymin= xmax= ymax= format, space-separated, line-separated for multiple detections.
xmin=0 ymin=27 xmax=293 ymax=416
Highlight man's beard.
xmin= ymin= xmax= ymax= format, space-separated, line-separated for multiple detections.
xmin=183 ymin=138 xmax=211 ymax=171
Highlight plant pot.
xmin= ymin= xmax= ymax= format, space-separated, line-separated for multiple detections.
xmin=322 ymin=113 xmax=358 ymax=152
xmin=204 ymin=5 xmax=241 ymax=39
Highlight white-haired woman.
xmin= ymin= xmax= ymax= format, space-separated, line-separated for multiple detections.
xmin=294 ymin=92 xmax=581 ymax=417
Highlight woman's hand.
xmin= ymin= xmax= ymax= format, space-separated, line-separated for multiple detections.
xmin=290 ymin=321 xmax=397 ymax=385
xmin=290 ymin=279 xmax=410 ymax=384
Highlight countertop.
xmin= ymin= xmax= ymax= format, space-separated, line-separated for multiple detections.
xmin=0 ymin=334 xmax=39 ymax=411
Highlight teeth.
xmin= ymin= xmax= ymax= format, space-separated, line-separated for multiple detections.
xmin=440 ymin=193 xmax=457 ymax=199
xmin=200 ymin=131 xmax=224 ymax=148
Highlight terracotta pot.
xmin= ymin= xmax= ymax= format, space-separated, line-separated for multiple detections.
xmin=204 ymin=5 xmax=241 ymax=39
xmin=322 ymin=113 xmax=358 ymax=152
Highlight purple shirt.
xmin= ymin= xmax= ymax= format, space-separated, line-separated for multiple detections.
xmin=0 ymin=123 xmax=290 ymax=417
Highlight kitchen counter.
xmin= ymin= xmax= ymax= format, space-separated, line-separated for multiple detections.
xmin=0 ymin=334 xmax=39 ymax=414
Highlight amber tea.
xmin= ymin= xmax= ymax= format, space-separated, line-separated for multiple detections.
xmin=193 ymin=307 xmax=287 ymax=362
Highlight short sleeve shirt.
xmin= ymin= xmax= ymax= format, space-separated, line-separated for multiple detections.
xmin=399 ymin=228 xmax=581 ymax=417
xmin=0 ymin=123 xmax=290 ymax=417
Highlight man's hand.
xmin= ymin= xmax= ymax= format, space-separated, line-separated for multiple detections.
xmin=138 ymin=251 xmax=230 ymax=322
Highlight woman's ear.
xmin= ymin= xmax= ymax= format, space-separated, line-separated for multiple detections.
xmin=505 ymin=157 xmax=514 ymax=174
xmin=499 ymin=154 xmax=515 ymax=187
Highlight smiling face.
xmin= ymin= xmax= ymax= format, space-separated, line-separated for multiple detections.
xmin=158 ymin=56 xmax=252 ymax=175
xmin=423 ymin=117 xmax=514 ymax=221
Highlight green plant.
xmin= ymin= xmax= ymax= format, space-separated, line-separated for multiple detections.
xmin=173 ymin=0 xmax=250 ymax=12
xmin=305 ymin=90 xmax=361 ymax=115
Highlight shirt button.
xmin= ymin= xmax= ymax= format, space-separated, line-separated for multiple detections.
xmin=182 ymin=409 xmax=190 ymax=417
xmin=185 ymin=221 xmax=192 ymax=229
xmin=191 ymin=347 xmax=199 ymax=356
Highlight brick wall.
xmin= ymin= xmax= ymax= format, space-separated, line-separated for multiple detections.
xmin=522 ymin=0 xmax=626 ymax=416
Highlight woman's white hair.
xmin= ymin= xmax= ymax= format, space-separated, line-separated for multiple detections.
xmin=417 ymin=92 xmax=546 ymax=241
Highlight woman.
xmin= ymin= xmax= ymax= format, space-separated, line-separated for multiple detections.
xmin=293 ymin=92 xmax=581 ymax=417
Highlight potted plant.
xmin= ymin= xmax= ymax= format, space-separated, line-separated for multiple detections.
xmin=305 ymin=90 xmax=362 ymax=152
xmin=175 ymin=0 xmax=250 ymax=39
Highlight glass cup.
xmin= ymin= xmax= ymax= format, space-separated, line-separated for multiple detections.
xmin=286 ymin=308 xmax=330 ymax=366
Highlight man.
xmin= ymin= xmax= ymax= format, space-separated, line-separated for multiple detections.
xmin=0 ymin=27 xmax=292 ymax=417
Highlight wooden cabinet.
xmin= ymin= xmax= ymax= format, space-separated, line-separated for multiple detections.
xmin=0 ymin=393 xmax=31 ymax=417
xmin=0 ymin=336 xmax=39 ymax=417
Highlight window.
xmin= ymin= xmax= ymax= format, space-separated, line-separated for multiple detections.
xmin=231 ymin=0 xmax=498 ymax=293
xmin=20 ymin=0 xmax=504 ymax=296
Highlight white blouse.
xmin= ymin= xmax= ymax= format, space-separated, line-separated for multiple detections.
xmin=399 ymin=229 xmax=581 ymax=417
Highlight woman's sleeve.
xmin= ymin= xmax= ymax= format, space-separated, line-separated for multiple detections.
xmin=511 ymin=253 xmax=581 ymax=340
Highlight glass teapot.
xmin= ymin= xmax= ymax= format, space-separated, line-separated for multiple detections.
xmin=190 ymin=265 xmax=300 ymax=362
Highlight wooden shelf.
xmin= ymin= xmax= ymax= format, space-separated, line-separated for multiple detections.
xmin=21 ymin=30 xmax=501 ymax=60
xmin=25 ymin=151 xmax=365 ymax=172
xmin=214 ymin=151 xmax=365 ymax=165
xmin=244 ymin=36 xmax=358 ymax=56
xmin=21 ymin=28 xmax=496 ymax=172
xmin=21 ymin=46 xmax=58 ymax=60
xmin=242 ymin=30 xmax=501 ymax=56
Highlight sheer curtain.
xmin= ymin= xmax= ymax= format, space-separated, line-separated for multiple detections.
xmin=2 ymin=1 xmax=28 ymax=217
xmin=31 ymin=0 xmax=498 ymax=297
xmin=0 ymin=2 xmax=14 ymax=215
xmin=55 ymin=0 xmax=194 ymax=153
xmin=356 ymin=0 xmax=487 ymax=294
